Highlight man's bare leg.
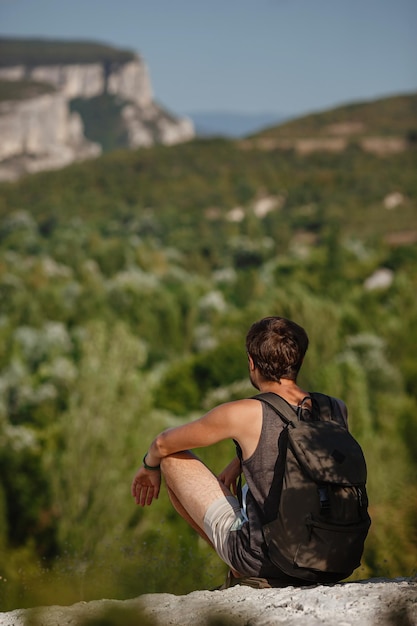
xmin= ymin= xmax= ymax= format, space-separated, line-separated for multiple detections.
xmin=160 ymin=450 xmax=243 ymax=577
xmin=165 ymin=484 xmax=214 ymax=546
xmin=161 ymin=450 xmax=241 ymax=577
xmin=161 ymin=450 xmax=231 ymax=530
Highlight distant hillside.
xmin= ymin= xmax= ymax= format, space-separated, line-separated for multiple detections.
xmin=253 ymin=93 xmax=417 ymax=139
xmin=0 ymin=37 xmax=135 ymax=66
xmin=242 ymin=93 xmax=417 ymax=157
xmin=1 ymin=130 xmax=416 ymax=248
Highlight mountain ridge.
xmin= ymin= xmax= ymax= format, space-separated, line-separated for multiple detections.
xmin=236 ymin=91 xmax=417 ymax=156
xmin=0 ymin=36 xmax=136 ymax=66
xmin=184 ymin=91 xmax=417 ymax=140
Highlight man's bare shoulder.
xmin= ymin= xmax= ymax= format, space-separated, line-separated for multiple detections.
xmin=205 ymin=398 xmax=262 ymax=428
xmin=211 ymin=398 xmax=263 ymax=456
xmin=216 ymin=397 xmax=262 ymax=414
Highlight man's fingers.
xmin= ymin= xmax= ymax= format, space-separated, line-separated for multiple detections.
xmin=132 ymin=472 xmax=161 ymax=506
xmin=146 ymin=487 xmax=155 ymax=506
xmin=133 ymin=483 xmax=146 ymax=506
xmin=140 ymin=486 xmax=150 ymax=506
xmin=139 ymin=485 xmax=156 ymax=507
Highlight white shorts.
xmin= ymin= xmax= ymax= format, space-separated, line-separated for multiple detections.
xmin=203 ymin=488 xmax=248 ymax=568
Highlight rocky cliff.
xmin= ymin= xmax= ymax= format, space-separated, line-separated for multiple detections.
xmin=0 ymin=39 xmax=195 ymax=181
xmin=0 ymin=89 xmax=102 ymax=181
xmin=0 ymin=578 xmax=415 ymax=626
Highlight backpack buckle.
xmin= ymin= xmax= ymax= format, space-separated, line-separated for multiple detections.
xmin=318 ymin=486 xmax=331 ymax=514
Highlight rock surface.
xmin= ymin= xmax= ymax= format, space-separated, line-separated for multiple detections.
xmin=0 ymin=578 xmax=415 ymax=626
xmin=0 ymin=59 xmax=154 ymax=106
xmin=0 ymin=52 xmax=194 ymax=181
xmin=0 ymin=91 xmax=101 ymax=181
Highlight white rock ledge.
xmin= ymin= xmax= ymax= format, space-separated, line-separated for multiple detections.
xmin=0 ymin=578 xmax=415 ymax=626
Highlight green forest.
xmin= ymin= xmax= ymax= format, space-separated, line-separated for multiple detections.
xmin=0 ymin=93 xmax=416 ymax=610
xmin=0 ymin=37 xmax=136 ymax=67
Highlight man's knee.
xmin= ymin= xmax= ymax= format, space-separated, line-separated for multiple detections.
xmin=160 ymin=450 xmax=195 ymax=474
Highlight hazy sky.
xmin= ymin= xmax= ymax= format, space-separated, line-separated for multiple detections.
xmin=1 ymin=0 xmax=416 ymax=118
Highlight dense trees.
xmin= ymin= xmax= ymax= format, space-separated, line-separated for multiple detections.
xmin=0 ymin=120 xmax=416 ymax=608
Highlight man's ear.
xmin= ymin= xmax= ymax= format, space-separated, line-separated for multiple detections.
xmin=248 ymin=355 xmax=256 ymax=371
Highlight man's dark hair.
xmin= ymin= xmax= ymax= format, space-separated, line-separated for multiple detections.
xmin=245 ymin=316 xmax=309 ymax=382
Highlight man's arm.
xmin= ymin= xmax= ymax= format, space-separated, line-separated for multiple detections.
xmin=218 ymin=456 xmax=241 ymax=495
xmin=131 ymin=398 xmax=260 ymax=506
xmin=146 ymin=398 xmax=258 ymax=463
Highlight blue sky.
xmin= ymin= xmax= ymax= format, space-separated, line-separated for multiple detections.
xmin=1 ymin=0 xmax=416 ymax=118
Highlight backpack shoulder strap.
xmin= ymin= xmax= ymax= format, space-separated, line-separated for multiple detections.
xmin=254 ymin=391 xmax=345 ymax=425
xmin=252 ymin=392 xmax=297 ymax=425
xmin=310 ymin=392 xmax=345 ymax=425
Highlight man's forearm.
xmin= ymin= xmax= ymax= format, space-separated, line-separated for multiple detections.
xmin=144 ymin=438 xmax=163 ymax=467
xmin=144 ymin=428 xmax=176 ymax=466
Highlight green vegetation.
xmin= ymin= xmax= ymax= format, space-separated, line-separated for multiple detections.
xmin=0 ymin=37 xmax=136 ymax=67
xmin=0 ymin=93 xmax=416 ymax=610
xmin=0 ymin=79 xmax=56 ymax=102
xmin=253 ymin=92 xmax=417 ymax=139
xmin=70 ymin=95 xmax=130 ymax=152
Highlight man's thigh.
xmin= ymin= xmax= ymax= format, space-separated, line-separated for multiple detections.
xmin=161 ymin=451 xmax=236 ymax=532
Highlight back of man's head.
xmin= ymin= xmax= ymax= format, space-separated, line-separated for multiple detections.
xmin=246 ymin=316 xmax=309 ymax=382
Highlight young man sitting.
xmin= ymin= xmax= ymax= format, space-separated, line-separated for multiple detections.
xmin=131 ymin=316 xmax=348 ymax=587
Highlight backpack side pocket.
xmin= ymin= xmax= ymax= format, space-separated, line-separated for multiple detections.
xmin=294 ymin=514 xmax=371 ymax=573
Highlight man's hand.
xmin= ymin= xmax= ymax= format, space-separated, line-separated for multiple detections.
xmin=218 ymin=457 xmax=241 ymax=496
xmin=131 ymin=466 xmax=161 ymax=506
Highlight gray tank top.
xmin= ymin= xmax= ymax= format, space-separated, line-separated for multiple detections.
xmin=226 ymin=401 xmax=287 ymax=577
xmin=225 ymin=397 xmax=345 ymax=579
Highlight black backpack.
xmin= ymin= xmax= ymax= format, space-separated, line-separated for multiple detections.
xmin=251 ymin=392 xmax=371 ymax=583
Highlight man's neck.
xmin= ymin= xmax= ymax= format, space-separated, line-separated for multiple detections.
xmin=257 ymin=379 xmax=309 ymax=406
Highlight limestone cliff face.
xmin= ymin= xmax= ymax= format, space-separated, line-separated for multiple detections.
xmin=107 ymin=60 xmax=153 ymax=107
xmin=0 ymin=53 xmax=194 ymax=181
xmin=0 ymin=91 xmax=101 ymax=181
xmin=0 ymin=58 xmax=154 ymax=105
